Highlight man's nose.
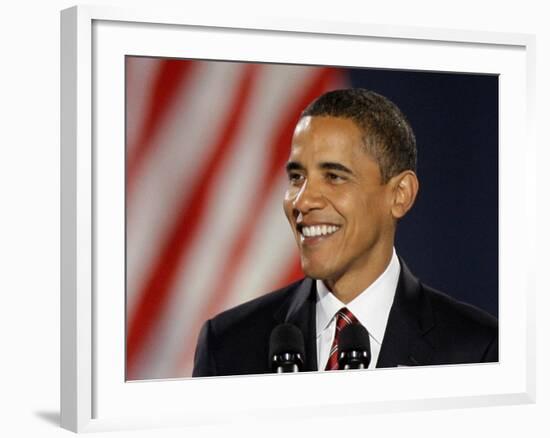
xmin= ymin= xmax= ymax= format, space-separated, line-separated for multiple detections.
xmin=292 ymin=179 xmax=325 ymax=215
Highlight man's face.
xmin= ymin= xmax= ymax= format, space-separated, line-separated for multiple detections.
xmin=283 ymin=116 xmax=396 ymax=283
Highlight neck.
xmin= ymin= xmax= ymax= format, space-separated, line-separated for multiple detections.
xmin=324 ymin=246 xmax=394 ymax=304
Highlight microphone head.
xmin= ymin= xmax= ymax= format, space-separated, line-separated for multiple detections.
xmin=339 ymin=324 xmax=370 ymax=352
xmin=269 ymin=323 xmax=305 ymax=358
xmin=338 ymin=324 xmax=371 ymax=369
xmin=269 ymin=323 xmax=305 ymax=372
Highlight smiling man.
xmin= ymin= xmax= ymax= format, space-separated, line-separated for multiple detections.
xmin=193 ymin=88 xmax=498 ymax=377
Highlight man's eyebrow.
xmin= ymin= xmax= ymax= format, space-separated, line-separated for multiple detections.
xmin=285 ymin=161 xmax=304 ymax=173
xmin=319 ymin=162 xmax=354 ymax=175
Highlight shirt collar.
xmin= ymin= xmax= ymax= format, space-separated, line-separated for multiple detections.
xmin=315 ymin=248 xmax=400 ymax=344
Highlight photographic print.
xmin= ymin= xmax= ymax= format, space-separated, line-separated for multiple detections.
xmin=125 ymin=57 xmax=498 ymax=381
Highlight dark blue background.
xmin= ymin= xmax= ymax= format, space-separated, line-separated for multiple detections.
xmin=348 ymin=69 xmax=499 ymax=317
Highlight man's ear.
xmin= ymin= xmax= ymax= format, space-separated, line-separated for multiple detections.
xmin=390 ymin=170 xmax=419 ymax=219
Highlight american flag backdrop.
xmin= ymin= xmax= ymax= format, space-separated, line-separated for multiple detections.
xmin=125 ymin=56 xmax=348 ymax=380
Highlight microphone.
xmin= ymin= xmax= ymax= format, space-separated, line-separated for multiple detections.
xmin=269 ymin=323 xmax=305 ymax=373
xmin=338 ymin=324 xmax=371 ymax=370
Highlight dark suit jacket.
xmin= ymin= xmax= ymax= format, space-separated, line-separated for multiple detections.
xmin=192 ymin=259 xmax=498 ymax=377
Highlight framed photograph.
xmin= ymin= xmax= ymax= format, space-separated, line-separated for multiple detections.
xmin=61 ymin=5 xmax=535 ymax=433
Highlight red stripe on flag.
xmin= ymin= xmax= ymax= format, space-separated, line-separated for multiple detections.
xmin=126 ymin=59 xmax=195 ymax=198
xmin=126 ymin=65 xmax=260 ymax=379
xmin=175 ymin=67 xmax=343 ymax=372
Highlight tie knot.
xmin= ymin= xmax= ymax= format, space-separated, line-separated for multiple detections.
xmin=336 ymin=307 xmax=358 ymax=330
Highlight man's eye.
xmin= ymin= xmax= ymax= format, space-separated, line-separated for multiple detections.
xmin=288 ymin=173 xmax=304 ymax=184
xmin=326 ymin=172 xmax=345 ymax=182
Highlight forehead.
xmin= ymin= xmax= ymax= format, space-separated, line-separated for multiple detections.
xmin=289 ymin=116 xmax=366 ymax=162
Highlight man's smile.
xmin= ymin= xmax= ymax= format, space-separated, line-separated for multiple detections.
xmin=297 ymin=223 xmax=342 ymax=244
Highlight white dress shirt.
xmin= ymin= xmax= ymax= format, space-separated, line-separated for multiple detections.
xmin=315 ymin=248 xmax=400 ymax=370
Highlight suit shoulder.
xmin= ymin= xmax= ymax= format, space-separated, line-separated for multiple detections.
xmin=422 ymin=283 xmax=497 ymax=333
xmin=419 ymin=283 xmax=498 ymax=363
xmin=208 ymin=279 xmax=303 ymax=335
xmin=193 ymin=279 xmax=306 ymax=376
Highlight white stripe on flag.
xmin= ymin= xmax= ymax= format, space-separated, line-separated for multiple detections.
xmin=126 ymin=61 xmax=244 ymax=317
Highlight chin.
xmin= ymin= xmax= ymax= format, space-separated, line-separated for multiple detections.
xmin=300 ymin=259 xmax=335 ymax=281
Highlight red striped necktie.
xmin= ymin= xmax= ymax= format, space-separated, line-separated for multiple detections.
xmin=325 ymin=307 xmax=359 ymax=371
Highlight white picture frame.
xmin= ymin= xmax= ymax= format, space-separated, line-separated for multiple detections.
xmin=60 ymin=5 xmax=536 ymax=433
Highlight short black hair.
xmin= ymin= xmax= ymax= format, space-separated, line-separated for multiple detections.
xmin=300 ymin=88 xmax=417 ymax=183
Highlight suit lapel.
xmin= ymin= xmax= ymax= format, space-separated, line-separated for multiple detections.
xmin=377 ymin=259 xmax=435 ymax=367
xmin=273 ymin=278 xmax=318 ymax=372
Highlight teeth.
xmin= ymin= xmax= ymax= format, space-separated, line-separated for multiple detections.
xmin=300 ymin=225 xmax=339 ymax=238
